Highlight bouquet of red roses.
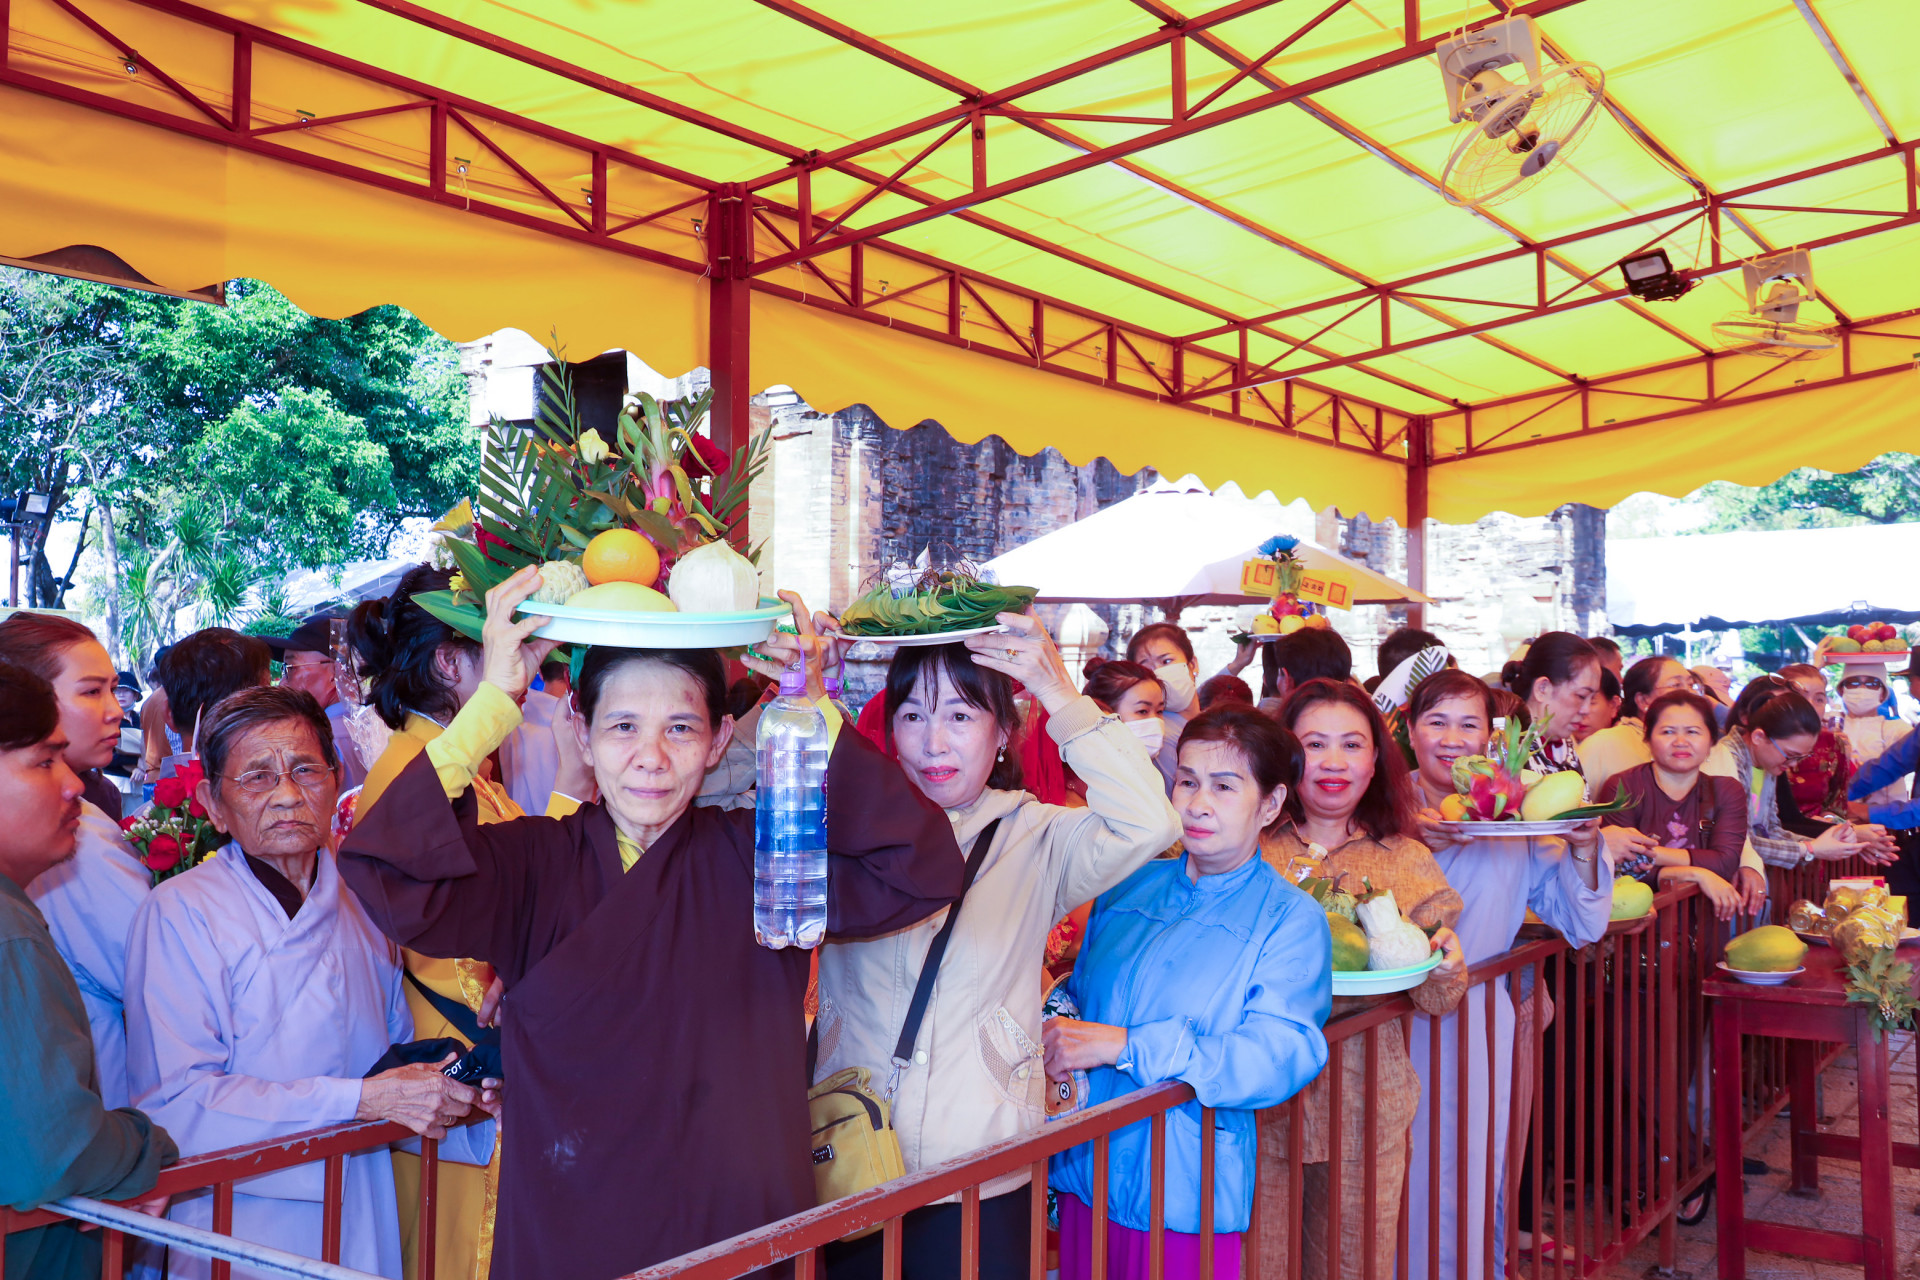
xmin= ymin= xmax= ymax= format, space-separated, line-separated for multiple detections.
xmin=121 ymin=760 xmax=225 ymax=885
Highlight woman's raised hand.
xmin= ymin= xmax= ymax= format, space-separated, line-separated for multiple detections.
xmin=965 ymin=612 xmax=1076 ymax=713
xmin=742 ymin=591 xmax=844 ymax=701
xmin=482 ymin=566 xmax=559 ymax=703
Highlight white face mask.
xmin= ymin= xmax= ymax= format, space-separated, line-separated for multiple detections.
xmin=1843 ymin=687 xmax=1884 ymax=717
xmin=1157 ymin=662 xmax=1197 ymax=714
xmin=1123 ymin=717 xmax=1166 ymax=755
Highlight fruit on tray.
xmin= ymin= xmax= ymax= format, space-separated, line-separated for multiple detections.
xmin=1438 ymin=793 xmax=1470 ymax=821
xmin=1832 ymin=622 xmax=1909 ymax=655
xmin=1724 ymin=925 xmax=1809 ymax=973
xmin=1251 ymin=614 xmax=1282 ymax=635
xmin=1327 ymin=914 xmax=1370 ymax=972
xmin=582 ymin=529 xmax=662 ymax=587
xmin=1611 ymin=878 xmax=1654 ymax=921
xmin=532 ymin=559 xmax=590 ymax=604
xmin=666 ymin=539 xmax=760 ymax=613
xmin=1520 ymin=770 xmax=1586 ymax=822
xmin=565 ymin=581 xmax=676 ymax=612
xmin=1355 ymin=889 xmax=1433 ymax=971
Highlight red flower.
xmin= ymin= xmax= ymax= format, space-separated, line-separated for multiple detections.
xmin=152 ymin=775 xmax=191 ymax=810
xmin=472 ymin=521 xmax=513 ymax=565
xmin=144 ymin=834 xmax=182 ymax=872
xmin=682 ymin=432 xmax=731 ymax=480
xmin=119 ymin=813 xmax=142 ymax=832
xmin=188 ymin=794 xmax=209 ymax=818
xmin=177 ymin=760 xmax=206 ymax=790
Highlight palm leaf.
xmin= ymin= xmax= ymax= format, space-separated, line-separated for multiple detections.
xmin=445 ymin=538 xmax=515 ymax=594
xmin=413 ymin=590 xmax=487 ymax=644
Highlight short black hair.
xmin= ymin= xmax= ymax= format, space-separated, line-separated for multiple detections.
xmin=200 ymin=685 xmax=338 ymax=795
xmin=576 ymin=648 xmax=728 ymax=729
xmin=1125 ymin=622 xmax=1195 ymax=667
xmin=0 ymin=662 xmax=59 ymax=751
xmin=1376 ymin=627 xmax=1445 ymax=681
xmin=160 ymin=628 xmax=273 ymax=749
xmin=1599 ymin=667 xmax=1621 ymax=702
xmin=1589 ymin=636 xmax=1623 ymax=662
xmin=1266 ymin=628 xmax=1352 ymax=696
xmin=885 ymin=642 xmax=1023 ymax=790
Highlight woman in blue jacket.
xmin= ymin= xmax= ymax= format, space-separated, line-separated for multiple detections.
xmin=1045 ymin=704 xmax=1332 ymax=1280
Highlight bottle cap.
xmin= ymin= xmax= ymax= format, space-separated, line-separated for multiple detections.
xmin=824 ymin=673 xmax=843 ymax=695
xmin=778 ymin=664 xmax=809 ymax=696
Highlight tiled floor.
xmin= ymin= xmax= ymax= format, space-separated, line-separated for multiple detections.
xmin=1587 ymin=1031 xmax=1920 ymax=1279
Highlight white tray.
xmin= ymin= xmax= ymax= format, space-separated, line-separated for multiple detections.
xmin=1830 ymin=649 xmax=1910 ymax=663
xmin=518 ymin=598 xmax=789 ymax=648
xmin=1715 ymin=961 xmax=1805 ymax=987
xmin=1331 ymin=950 xmax=1442 ymax=996
xmin=1431 ymin=818 xmax=1588 ymax=837
xmin=828 ymin=623 xmax=1009 ymax=647
xmin=1794 ymin=926 xmax=1920 ymax=947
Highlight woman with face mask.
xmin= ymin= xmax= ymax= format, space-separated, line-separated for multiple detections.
xmin=1126 ymin=623 xmax=1200 ymax=793
xmin=816 ymin=616 xmax=1181 ymax=1280
xmin=1835 ymin=662 xmax=1911 ymax=811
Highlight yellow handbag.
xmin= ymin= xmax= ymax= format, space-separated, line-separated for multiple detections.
xmin=805 ymin=817 xmax=1000 ymax=1237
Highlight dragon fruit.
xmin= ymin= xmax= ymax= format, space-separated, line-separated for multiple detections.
xmin=1450 ymin=715 xmax=1541 ymax=821
xmin=1354 ymin=890 xmax=1433 ymax=971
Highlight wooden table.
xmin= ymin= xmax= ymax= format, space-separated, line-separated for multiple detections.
xmin=1709 ymin=943 xmax=1920 ymax=1279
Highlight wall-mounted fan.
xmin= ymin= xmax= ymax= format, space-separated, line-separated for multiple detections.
xmin=1709 ymin=249 xmax=1838 ymax=361
xmin=1437 ymin=17 xmax=1606 ymax=209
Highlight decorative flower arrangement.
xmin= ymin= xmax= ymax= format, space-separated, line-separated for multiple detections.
xmin=121 ymin=761 xmax=224 ymax=884
xmin=838 ymin=556 xmax=1037 ymax=637
xmin=416 ymin=340 xmax=771 ymax=640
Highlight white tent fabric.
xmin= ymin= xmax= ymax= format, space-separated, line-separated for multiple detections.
xmin=278 ymin=559 xmax=421 ymax=614
xmin=1607 ymin=524 xmax=1920 ymax=633
xmin=982 ymin=477 xmax=1426 ymax=608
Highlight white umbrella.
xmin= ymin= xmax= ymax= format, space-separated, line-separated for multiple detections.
xmin=983 ymin=476 xmax=1427 ymax=614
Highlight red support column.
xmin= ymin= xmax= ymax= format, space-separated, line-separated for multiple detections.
xmin=707 ymin=184 xmax=753 ymax=545
xmin=1404 ymin=416 xmax=1430 ymax=631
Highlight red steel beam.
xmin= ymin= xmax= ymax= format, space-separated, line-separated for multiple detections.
xmin=1150 ymin=0 xmax=1708 ymax=361
xmin=1195 ymin=191 xmax=1920 ymax=396
xmin=746 ymin=0 xmax=1595 ymax=275
xmin=748 ymin=0 xmax=1467 ymax=405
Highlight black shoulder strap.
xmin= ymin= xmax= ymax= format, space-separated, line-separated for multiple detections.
xmin=891 ymin=816 xmax=1001 ymax=1070
xmin=405 ymin=968 xmax=499 ymax=1048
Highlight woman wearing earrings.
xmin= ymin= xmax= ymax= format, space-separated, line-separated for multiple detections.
xmin=814 ymin=622 xmax=1181 ymax=1280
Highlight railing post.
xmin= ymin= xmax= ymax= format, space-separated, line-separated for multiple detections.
xmin=1148 ymin=1111 xmax=1166 ymax=1280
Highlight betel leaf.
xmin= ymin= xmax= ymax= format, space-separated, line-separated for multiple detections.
xmin=413 ymin=590 xmax=487 ymax=644
xmin=1550 ymin=792 xmax=1636 ymax=821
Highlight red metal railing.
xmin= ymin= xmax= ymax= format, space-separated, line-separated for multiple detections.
xmin=2 ymin=855 xmax=1880 ymax=1280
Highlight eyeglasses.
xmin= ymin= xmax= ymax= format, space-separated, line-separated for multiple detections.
xmin=1839 ymin=678 xmax=1885 ymax=691
xmin=1757 ymin=736 xmax=1813 ymax=767
xmin=225 ymin=764 xmax=334 ymax=794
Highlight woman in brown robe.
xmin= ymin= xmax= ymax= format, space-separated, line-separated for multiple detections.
xmin=339 ymin=571 xmax=964 ymax=1280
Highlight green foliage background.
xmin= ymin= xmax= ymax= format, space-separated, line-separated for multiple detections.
xmin=0 ymin=270 xmax=473 ymax=663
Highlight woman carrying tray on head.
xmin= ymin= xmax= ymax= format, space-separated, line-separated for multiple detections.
xmin=1254 ymin=678 xmax=1466 ymax=1280
xmin=339 ymin=568 xmax=966 ymax=1280
xmin=813 ymin=614 xmax=1181 ymax=1280
xmin=1405 ymin=668 xmax=1614 ymax=1279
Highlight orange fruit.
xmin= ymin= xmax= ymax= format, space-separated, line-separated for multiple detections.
xmin=581 ymin=529 xmax=661 ymax=587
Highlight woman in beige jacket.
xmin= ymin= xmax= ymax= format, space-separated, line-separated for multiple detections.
xmin=815 ymin=613 xmax=1181 ymax=1280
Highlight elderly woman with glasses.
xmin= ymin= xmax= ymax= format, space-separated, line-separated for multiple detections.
xmin=124 ymin=687 xmax=498 ymax=1280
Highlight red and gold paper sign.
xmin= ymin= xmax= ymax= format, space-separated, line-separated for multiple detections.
xmin=1296 ymin=570 xmax=1355 ymax=611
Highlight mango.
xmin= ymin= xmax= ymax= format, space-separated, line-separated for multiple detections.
xmin=1521 ymin=769 xmax=1586 ymax=821
xmin=1611 ymin=878 xmax=1653 ymax=920
xmin=1723 ymin=924 xmax=1809 ymax=973
xmin=1439 ymin=793 xmax=1470 ymax=821
xmin=565 ymin=581 xmax=677 ymax=612
xmin=1328 ymin=914 xmax=1370 ymax=972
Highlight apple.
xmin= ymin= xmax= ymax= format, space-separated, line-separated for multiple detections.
xmin=1875 ymin=622 xmax=1899 ymax=642
xmin=1849 ymin=625 xmax=1870 ymax=643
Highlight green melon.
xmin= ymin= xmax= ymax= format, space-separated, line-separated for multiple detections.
xmin=1328 ymin=914 xmax=1370 ymax=972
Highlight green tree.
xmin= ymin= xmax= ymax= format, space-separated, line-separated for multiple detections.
xmin=1699 ymin=453 xmax=1920 ymax=531
xmin=0 ymin=268 xmax=475 ymax=664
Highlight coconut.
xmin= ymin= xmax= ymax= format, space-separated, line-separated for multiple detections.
xmin=667 ymin=539 xmax=760 ymax=613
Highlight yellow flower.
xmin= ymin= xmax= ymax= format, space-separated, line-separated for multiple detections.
xmin=432 ymin=499 xmax=474 ymax=532
xmin=577 ymin=429 xmax=610 ymax=465
xmin=449 ymin=573 xmax=469 ymax=592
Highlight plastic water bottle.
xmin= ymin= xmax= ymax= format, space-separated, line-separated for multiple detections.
xmin=754 ymin=665 xmax=830 ymax=949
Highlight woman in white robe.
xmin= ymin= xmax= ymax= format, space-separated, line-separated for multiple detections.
xmin=1401 ymin=670 xmax=1613 ymax=1280
xmin=125 ymin=687 xmax=493 ymax=1280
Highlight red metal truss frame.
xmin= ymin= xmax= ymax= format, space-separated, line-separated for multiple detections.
xmin=737 ymin=0 xmax=1593 ymax=276
xmin=1189 ymin=137 xmax=1920 ymax=398
xmin=1427 ymin=305 xmax=1920 ymax=460
xmin=0 ymin=0 xmax=717 ymax=272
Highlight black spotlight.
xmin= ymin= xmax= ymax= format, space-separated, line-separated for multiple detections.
xmin=1619 ymin=249 xmax=1695 ymax=302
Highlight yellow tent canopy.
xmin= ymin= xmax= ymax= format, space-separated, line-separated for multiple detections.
xmin=2 ymin=0 xmax=1915 ymax=566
